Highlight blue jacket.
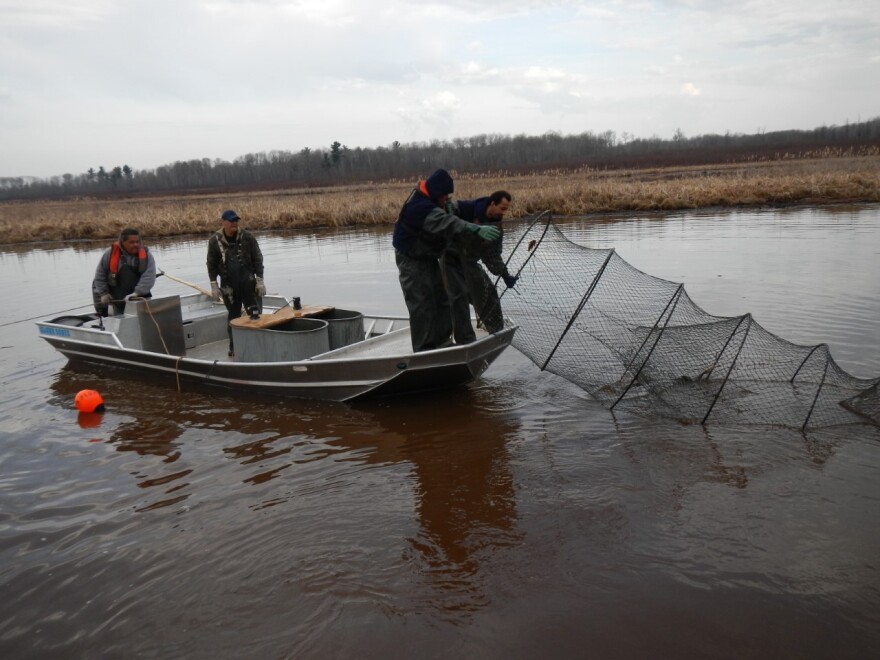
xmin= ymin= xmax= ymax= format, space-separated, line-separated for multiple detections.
xmin=447 ymin=197 xmax=510 ymax=278
xmin=455 ymin=197 xmax=490 ymax=223
xmin=393 ymin=188 xmax=475 ymax=259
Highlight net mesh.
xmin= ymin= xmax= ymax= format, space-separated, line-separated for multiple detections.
xmin=493 ymin=212 xmax=880 ymax=430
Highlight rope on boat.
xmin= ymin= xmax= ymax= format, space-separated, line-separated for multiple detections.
xmin=175 ymin=356 xmax=184 ymax=393
xmin=137 ymin=297 xmax=171 ymax=356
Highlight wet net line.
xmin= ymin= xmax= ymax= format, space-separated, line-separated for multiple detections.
xmin=485 ymin=211 xmax=880 ymax=430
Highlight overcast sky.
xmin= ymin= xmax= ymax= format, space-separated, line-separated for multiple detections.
xmin=2 ymin=0 xmax=878 ymax=178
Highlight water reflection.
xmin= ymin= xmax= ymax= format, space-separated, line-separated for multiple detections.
xmin=391 ymin=397 xmax=520 ymax=616
xmin=8 ymin=206 xmax=879 ymax=654
xmin=610 ymin=410 xmax=859 ymax=509
xmin=49 ymin=364 xmax=522 ymax=614
xmin=698 ymin=427 xmax=749 ymax=490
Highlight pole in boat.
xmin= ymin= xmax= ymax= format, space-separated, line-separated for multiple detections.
xmin=157 ymin=270 xmax=214 ymax=297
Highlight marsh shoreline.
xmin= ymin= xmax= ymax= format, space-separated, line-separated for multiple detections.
xmin=1 ymin=156 xmax=878 ymax=247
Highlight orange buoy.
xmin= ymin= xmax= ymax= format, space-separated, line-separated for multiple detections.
xmin=75 ymin=389 xmax=105 ymax=413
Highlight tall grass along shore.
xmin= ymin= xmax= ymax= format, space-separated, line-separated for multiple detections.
xmin=1 ymin=155 xmax=878 ymax=246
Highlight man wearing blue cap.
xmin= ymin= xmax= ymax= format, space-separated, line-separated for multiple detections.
xmin=207 ymin=209 xmax=266 ymax=357
xmin=392 ymin=169 xmax=500 ymax=352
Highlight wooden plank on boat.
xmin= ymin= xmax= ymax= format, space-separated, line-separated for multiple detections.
xmin=230 ymin=305 xmax=334 ymax=329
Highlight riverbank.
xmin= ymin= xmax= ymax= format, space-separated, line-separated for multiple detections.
xmin=1 ymin=155 xmax=878 ymax=246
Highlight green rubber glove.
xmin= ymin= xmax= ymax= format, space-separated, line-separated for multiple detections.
xmin=474 ymin=225 xmax=500 ymax=241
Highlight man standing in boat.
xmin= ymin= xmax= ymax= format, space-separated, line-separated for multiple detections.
xmin=442 ymin=190 xmax=517 ymax=341
xmin=207 ymin=209 xmax=267 ymax=357
xmin=392 ymin=169 xmax=500 ymax=352
xmin=92 ymin=227 xmax=157 ymax=317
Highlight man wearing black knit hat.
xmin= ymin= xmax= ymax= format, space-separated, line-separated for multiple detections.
xmin=392 ymin=169 xmax=500 ymax=352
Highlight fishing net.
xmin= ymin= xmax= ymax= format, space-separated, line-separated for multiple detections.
xmin=492 ymin=212 xmax=880 ymax=430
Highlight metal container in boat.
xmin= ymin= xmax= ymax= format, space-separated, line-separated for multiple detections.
xmin=233 ymin=317 xmax=329 ymax=362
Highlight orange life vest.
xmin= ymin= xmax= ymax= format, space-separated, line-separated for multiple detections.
xmin=108 ymin=241 xmax=147 ymax=286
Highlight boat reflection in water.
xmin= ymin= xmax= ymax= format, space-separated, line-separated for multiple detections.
xmin=50 ymin=362 xmax=521 ymax=616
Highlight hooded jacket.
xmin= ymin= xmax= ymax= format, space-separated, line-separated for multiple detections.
xmin=392 ymin=169 xmax=476 ymax=258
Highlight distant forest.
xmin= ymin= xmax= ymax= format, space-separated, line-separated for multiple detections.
xmin=2 ymin=117 xmax=879 ymax=201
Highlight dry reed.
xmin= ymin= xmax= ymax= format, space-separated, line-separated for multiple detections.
xmin=1 ymin=155 xmax=878 ymax=246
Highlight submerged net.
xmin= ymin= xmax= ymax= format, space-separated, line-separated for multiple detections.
xmin=491 ymin=212 xmax=880 ymax=430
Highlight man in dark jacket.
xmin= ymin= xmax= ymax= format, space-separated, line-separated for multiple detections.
xmin=392 ymin=169 xmax=500 ymax=352
xmin=442 ymin=191 xmax=516 ymax=339
xmin=206 ymin=209 xmax=267 ymax=356
xmin=92 ymin=227 xmax=157 ymax=317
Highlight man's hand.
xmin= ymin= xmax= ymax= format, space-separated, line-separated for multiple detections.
xmin=211 ymin=282 xmax=221 ymax=301
xmin=100 ymin=293 xmax=112 ymax=306
xmin=474 ymin=225 xmax=501 ymax=241
xmin=255 ymin=276 xmax=267 ymax=297
xmin=502 ymin=274 xmax=518 ymax=288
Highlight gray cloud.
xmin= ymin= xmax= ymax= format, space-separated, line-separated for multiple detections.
xmin=1 ymin=0 xmax=878 ymax=176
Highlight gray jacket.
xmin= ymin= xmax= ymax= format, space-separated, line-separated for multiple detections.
xmin=92 ymin=244 xmax=157 ymax=297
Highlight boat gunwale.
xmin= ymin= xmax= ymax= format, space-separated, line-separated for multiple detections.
xmin=36 ymin=316 xmax=516 ymax=367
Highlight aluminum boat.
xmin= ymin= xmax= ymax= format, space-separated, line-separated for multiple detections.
xmin=37 ymin=293 xmax=516 ymax=401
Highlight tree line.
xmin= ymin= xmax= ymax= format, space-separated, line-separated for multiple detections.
xmin=2 ymin=117 xmax=879 ymax=201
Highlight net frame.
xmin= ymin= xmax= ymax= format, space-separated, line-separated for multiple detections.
xmin=488 ymin=212 xmax=880 ymax=430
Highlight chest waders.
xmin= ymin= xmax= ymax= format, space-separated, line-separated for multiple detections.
xmin=109 ymin=262 xmax=150 ymax=316
xmin=221 ymin=240 xmax=259 ymax=354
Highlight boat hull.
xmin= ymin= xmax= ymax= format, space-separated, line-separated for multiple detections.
xmin=37 ymin=296 xmax=515 ymax=401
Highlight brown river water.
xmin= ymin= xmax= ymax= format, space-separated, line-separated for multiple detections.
xmin=1 ymin=205 xmax=878 ymax=658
